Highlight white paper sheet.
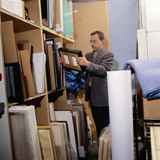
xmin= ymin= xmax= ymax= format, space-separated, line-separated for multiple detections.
xmin=147 ymin=31 xmax=160 ymax=59
xmin=32 ymin=52 xmax=46 ymax=94
xmin=64 ymin=55 xmax=70 ymax=64
xmin=107 ymin=70 xmax=134 ymax=160
xmin=145 ymin=0 xmax=160 ymax=30
xmin=72 ymin=57 xmax=78 ymax=66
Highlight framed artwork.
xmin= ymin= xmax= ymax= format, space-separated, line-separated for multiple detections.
xmin=50 ymin=122 xmax=67 ymax=160
xmin=58 ymin=47 xmax=85 ymax=72
xmin=37 ymin=126 xmax=57 ymax=160
xmin=55 ymin=111 xmax=78 ymax=155
xmin=73 ymin=110 xmax=81 ymax=146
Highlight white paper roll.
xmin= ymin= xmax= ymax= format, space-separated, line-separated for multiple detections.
xmin=107 ymin=70 xmax=134 ymax=160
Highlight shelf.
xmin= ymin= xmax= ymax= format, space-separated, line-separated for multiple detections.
xmin=0 ymin=8 xmax=40 ymax=32
xmin=8 ymin=92 xmax=46 ymax=107
xmin=61 ymin=34 xmax=74 ymax=44
xmin=42 ymin=25 xmax=74 ymax=43
xmin=48 ymin=87 xmax=65 ymax=95
xmin=42 ymin=25 xmax=59 ymax=38
xmin=48 ymin=88 xmax=65 ymax=102
xmin=0 ymin=1 xmax=75 ymax=159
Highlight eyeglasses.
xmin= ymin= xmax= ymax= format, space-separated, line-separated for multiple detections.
xmin=89 ymin=40 xmax=98 ymax=44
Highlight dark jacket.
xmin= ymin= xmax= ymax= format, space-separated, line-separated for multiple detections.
xmin=85 ymin=47 xmax=114 ymax=107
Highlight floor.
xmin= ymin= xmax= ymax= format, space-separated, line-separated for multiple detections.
xmin=79 ymin=141 xmax=145 ymax=160
xmin=79 ymin=142 xmax=98 ymax=160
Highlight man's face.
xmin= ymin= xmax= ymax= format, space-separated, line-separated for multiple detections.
xmin=90 ymin=34 xmax=104 ymax=51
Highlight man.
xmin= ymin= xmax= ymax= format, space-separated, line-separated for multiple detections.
xmin=59 ymin=31 xmax=114 ymax=138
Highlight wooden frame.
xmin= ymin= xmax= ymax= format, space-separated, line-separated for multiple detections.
xmin=55 ymin=111 xmax=78 ymax=155
xmin=73 ymin=110 xmax=82 ymax=146
xmin=58 ymin=48 xmax=85 ymax=71
xmin=73 ymin=107 xmax=85 ymax=147
xmin=73 ymin=104 xmax=87 ymax=150
xmin=55 ymin=121 xmax=71 ymax=160
xmin=50 ymin=122 xmax=67 ymax=160
xmin=37 ymin=126 xmax=57 ymax=160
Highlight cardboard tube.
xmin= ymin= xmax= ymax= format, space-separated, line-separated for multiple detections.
xmin=107 ymin=70 xmax=134 ymax=160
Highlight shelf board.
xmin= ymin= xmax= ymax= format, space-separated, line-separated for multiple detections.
xmin=48 ymin=88 xmax=65 ymax=95
xmin=42 ymin=25 xmax=59 ymax=38
xmin=61 ymin=34 xmax=74 ymax=44
xmin=8 ymin=92 xmax=46 ymax=107
xmin=0 ymin=8 xmax=40 ymax=32
xmin=42 ymin=25 xmax=74 ymax=43
xmin=48 ymin=88 xmax=65 ymax=102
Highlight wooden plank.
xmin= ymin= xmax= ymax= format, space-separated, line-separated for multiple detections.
xmin=19 ymin=50 xmax=35 ymax=97
xmin=137 ymin=29 xmax=148 ymax=59
xmin=150 ymin=127 xmax=160 ymax=160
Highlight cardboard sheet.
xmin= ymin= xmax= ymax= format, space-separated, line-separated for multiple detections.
xmin=73 ymin=1 xmax=111 ymax=54
xmin=55 ymin=0 xmax=63 ymax=32
xmin=1 ymin=21 xmax=18 ymax=64
xmin=19 ymin=50 xmax=35 ymax=97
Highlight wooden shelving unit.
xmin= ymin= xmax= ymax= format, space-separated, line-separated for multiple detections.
xmin=0 ymin=1 xmax=74 ymax=159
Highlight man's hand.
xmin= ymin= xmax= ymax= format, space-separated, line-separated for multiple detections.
xmin=76 ymin=53 xmax=89 ymax=67
xmin=58 ymin=56 xmax=64 ymax=63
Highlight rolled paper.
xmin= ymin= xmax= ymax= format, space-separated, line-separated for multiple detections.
xmin=107 ymin=70 xmax=134 ymax=160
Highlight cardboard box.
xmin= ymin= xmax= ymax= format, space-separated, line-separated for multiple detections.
xmin=1 ymin=21 xmax=19 ymax=64
xmin=137 ymin=82 xmax=160 ymax=120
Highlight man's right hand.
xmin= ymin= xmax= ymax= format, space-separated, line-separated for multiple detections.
xmin=58 ymin=56 xmax=64 ymax=63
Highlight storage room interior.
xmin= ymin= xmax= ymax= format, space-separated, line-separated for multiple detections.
xmin=0 ymin=0 xmax=160 ymax=160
